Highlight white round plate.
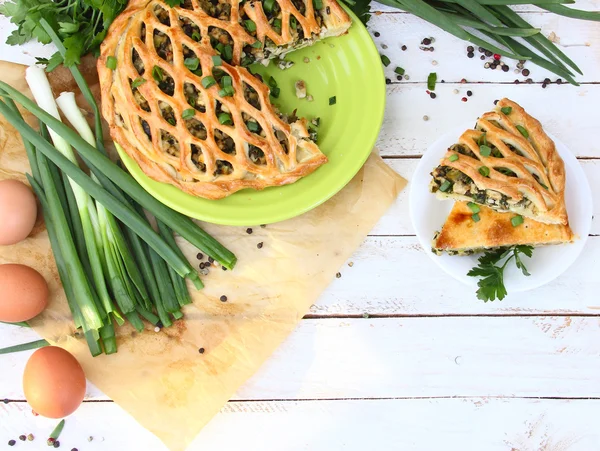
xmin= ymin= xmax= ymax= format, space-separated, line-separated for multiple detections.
xmin=409 ymin=123 xmax=593 ymax=292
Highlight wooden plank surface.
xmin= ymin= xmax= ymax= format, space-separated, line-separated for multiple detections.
xmin=3 ymin=316 xmax=600 ymax=400
xmin=2 ymin=398 xmax=600 ymax=450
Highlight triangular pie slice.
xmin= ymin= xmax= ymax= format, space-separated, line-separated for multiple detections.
xmin=99 ymin=0 xmax=351 ymax=199
xmin=432 ymin=201 xmax=575 ymax=256
xmin=429 ymin=98 xmax=569 ymax=225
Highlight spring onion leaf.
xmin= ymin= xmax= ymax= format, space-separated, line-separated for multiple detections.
xmin=427 ymin=72 xmax=437 ymax=91
xmin=380 ymin=54 xmax=391 ymax=67
xmin=467 ymin=202 xmax=480 ymax=214
xmin=479 ymin=166 xmax=490 ymax=177
xmin=511 ymin=215 xmax=524 ymax=227
xmin=448 ymin=154 xmax=459 ymax=162
xmin=516 ymin=125 xmax=529 ymax=138
xmin=0 ymin=339 xmax=49 ymax=355
xmin=501 ymin=106 xmax=512 ymax=115
xmin=479 ymin=145 xmax=492 ymax=156
xmin=472 ymin=213 xmax=481 ymax=222
xmin=106 ymin=56 xmax=117 ymax=70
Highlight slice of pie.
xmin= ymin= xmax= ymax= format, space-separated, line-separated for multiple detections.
xmin=432 ymin=202 xmax=575 ymax=256
xmin=98 ymin=0 xmax=351 ymax=199
xmin=429 ymin=99 xmax=569 ymax=225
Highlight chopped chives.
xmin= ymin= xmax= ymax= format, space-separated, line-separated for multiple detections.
xmin=201 ymin=76 xmax=216 ymax=88
xmin=479 ymin=166 xmax=490 ymax=177
xmin=106 ymin=56 xmax=117 ymax=70
xmin=222 ymin=45 xmax=233 ymax=62
xmin=467 ymin=202 xmax=480 ymax=214
xmin=152 ymin=65 xmax=164 ymax=82
xmin=394 ymin=66 xmax=405 ymax=75
xmin=479 ymin=145 xmax=492 ymax=157
xmin=218 ymin=86 xmax=235 ymax=97
xmin=516 ymin=125 xmax=529 ymax=138
xmin=427 ymin=72 xmax=437 ymax=91
xmin=244 ymin=19 xmax=257 ymax=32
xmin=501 ymin=106 xmax=512 ymax=115
xmin=131 ymin=77 xmax=146 ymax=89
xmin=192 ymin=31 xmax=201 ymax=41
xmin=511 ymin=215 xmax=524 ymax=227
xmin=218 ymin=113 xmax=233 ymax=125
xmin=329 ymin=96 xmax=336 ymax=105
xmin=221 ymin=75 xmax=232 ymax=87
xmin=212 ymin=55 xmax=223 ymax=66
xmin=247 ymin=121 xmax=260 ymax=132
xmin=268 ymin=76 xmax=278 ymax=88
xmin=182 ymin=109 xmax=195 ymax=120
xmin=251 ymin=40 xmax=263 ymax=48
xmin=380 ymin=54 xmax=391 ymax=67
xmin=448 ymin=153 xmax=459 ymax=162
xmin=184 ymin=57 xmax=199 ymax=71
xmin=270 ymin=87 xmax=280 ymax=98
xmin=472 ymin=213 xmax=481 ymax=222
xmin=439 ymin=180 xmax=451 ymax=192
xmin=263 ymin=0 xmax=275 ymax=12
xmin=313 ymin=0 xmax=323 ymax=10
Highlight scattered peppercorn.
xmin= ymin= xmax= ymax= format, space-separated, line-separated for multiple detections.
xmin=257 ymin=242 xmax=264 ymax=249
xmin=348 ymin=262 xmax=354 ymax=267
xmin=556 ymin=78 xmax=562 ymax=84
xmin=485 ymin=50 xmax=492 ymax=57
xmin=423 ymin=115 xmax=429 ymax=121
xmin=208 ymin=256 xmax=214 ymax=263
xmin=514 ymin=79 xmax=520 ymax=84
xmin=336 ymin=272 xmax=342 ymax=278
xmin=72 ymin=448 xmax=79 ymax=451
xmin=462 ymin=97 xmax=468 ymax=102
xmin=526 ymin=78 xmax=533 ymax=84
xmin=422 ymin=37 xmax=432 ymax=45
xmin=196 ymin=253 xmax=203 ymax=260
xmin=381 ymin=43 xmax=388 ymax=49
xmin=19 ymin=435 xmax=26 ymax=441
xmin=430 ymin=92 xmax=437 ymax=99
xmin=453 ymin=89 xmax=459 ymax=94
xmin=385 ymin=78 xmax=391 ymax=85
xmin=432 ymin=60 xmax=438 ymax=66
xmin=478 ymin=47 xmax=484 ymax=53
xmin=200 ymin=262 xmax=205 ymax=269
xmin=8 ymin=440 xmax=16 ymax=446
xmin=220 ymin=295 xmax=228 ymax=302
xmin=544 ymin=77 xmax=551 ymax=84
xmin=493 ymin=53 xmax=501 ymax=60
xmin=502 ymin=65 xmax=509 ymax=72
xmin=480 ymin=55 xmax=485 ymax=60
xmin=522 ymin=68 xmax=530 ymax=76
xmin=467 ymin=90 xmax=472 ymax=96
xmin=404 ymin=74 xmax=410 ymax=80
xmin=198 ymin=348 xmax=205 ymax=354
xmin=88 ymin=437 xmax=94 ymax=442
xmin=374 ymin=31 xmax=380 ymax=37
xmin=493 ymin=99 xmax=499 ymax=105
xmin=401 ymin=45 xmax=407 ymax=51
xmin=396 ymin=75 xmax=402 ymax=81
xmin=467 ymin=45 xmax=474 ymax=52
xmin=54 ymin=441 xmax=61 ymax=448
xmin=461 ymin=78 xmax=467 ymax=83
xmin=222 ymin=266 xmax=227 ymax=271
xmin=484 ymin=62 xmax=490 ymax=69
xmin=3 ymin=399 xmax=8 ymax=404
xmin=246 ymin=228 xmax=253 ymax=234
xmin=467 ymin=52 xmax=474 ymax=58
xmin=542 ymin=82 xmax=547 ymax=89
xmin=27 ymin=434 xmax=34 ymax=441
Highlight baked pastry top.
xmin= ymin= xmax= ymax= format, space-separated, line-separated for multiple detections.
xmin=430 ymin=99 xmax=569 ymax=225
xmin=98 ymin=0 xmax=351 ymax=199
xmin=432 ymin=202 xmax=574 ymax=255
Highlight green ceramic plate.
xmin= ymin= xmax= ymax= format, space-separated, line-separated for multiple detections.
xmin=117 ymin=9 xmax=385 ymax=225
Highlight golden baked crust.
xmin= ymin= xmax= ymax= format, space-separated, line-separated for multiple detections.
xmin=98 ymin=0 xmax=351 ymax=199
xmin=433 ymin=202 xmax=574 ymax=254
xmin=430 ymin=98 xmax=569 ymax=225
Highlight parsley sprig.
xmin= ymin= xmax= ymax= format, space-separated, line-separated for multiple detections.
xmin=0 ymin=0 xmax=128 ymax=70
xmin=467 ymin=245 xmax=533 ymax=302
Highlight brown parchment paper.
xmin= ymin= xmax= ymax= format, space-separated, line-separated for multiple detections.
xmin=0 ymin=60 xmax=406 ymax=451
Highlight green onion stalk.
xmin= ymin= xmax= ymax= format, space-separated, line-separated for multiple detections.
xmin=358 ymin=0 xmax=600 ymax=83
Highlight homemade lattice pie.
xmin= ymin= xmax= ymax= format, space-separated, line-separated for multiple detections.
xmin=430 ymin=99 xmax=569 ymax=225
xmin=98 ymin=0 xmax=351 ymax=199
xmin=432 ymin=202 xmax=574 ymax=256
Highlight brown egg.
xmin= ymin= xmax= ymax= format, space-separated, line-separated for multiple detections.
xmin=0 ymin=179 xmax=38 ymax=245
xmin=23 ymin=346 xmax=86 ymax=418
xmin=0 ymin=264 xmax=49 ymax=322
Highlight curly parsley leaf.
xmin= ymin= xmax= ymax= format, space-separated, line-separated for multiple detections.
xmin=0 ymin=0 xmax=127 ymax=70
xmin=467 ymin=245 xmax=534 ymax=302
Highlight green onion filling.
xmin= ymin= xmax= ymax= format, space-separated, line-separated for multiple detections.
xmin=478 ymin=166 xmax=490 ymax=177
xmin=501 ymin=106 xmax=512 ymax=115
xmin=479 ymin=145 xmax=492 ymax=157
xmin=511 ymin=215 xmax=524 ymax=227
xmin=516 ymin=125 xmax=529 ymax=138
xmin=106 ymin=56 xmax=117 ymax=70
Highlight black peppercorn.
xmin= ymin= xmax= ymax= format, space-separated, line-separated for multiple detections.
xmin=493 ymin=99 xmax=499 ymax=105
xmin=54 ymin=440 xmax=60 ymax=448
xmin=522 ymin=68 xmax=530 ymax=76
xmin=8 ymin=440 xmax=16 ymax=447
xmin=396 ymin=75 xmax=402 ymax=81
xmin=480 ymin=55 xmax=485 ymax=60
xmin=220 ymin=295 xmax=227 ymax=302
xmin=196 ymin=253 xmax=203 ymax=260
xmin=19 ymin=435 xmax=26 ymax=441
xmin=198 ymin=348 xmax=205 ymax=354
xmin=467 ymin=90 xmax=472 ymax=97
xmin=467 ymin=45 xmax=474 ymax=52
xmin=401 ymin=45 xmax=407 ymax=51
xmin=467 ymin=52 xmax=474 ymax=58
xmin=485 ymin=50 xmax=492 ymax=57
xmin=556 ymin=78 xmax=562 ymax=84
xmin=502 ymin=65 xmax=509 ymax=72
xmin=257 ymin=242 xmax=263 ymax=249
xmin=208 ymin=257 xmax=214 ymax=263
xmin=478 ymin=47 xmax=484 ymax=53
xmin=385 ymin=78 xmax=391 ymax=84
xmin=422 ymin=37 xmax=432 ymax=45
xmin=336 ymin=272 xmax=342 ymax=278
xmin=430 ymin=92 xmax=437 ymax=99
xmin=374 ymin=31 xmax=380 ymax=37
xmin=246 ymin=228 xmax=253 ymax=234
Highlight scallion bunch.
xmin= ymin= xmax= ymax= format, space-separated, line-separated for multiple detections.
xmin=349 ymin=0 xmax=600 ymax=83
xmin=0 ymin=23 xmax=236 ymax=356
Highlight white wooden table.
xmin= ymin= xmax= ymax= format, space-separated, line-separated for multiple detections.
xmin=1 ymin=3 xmax=600 ymax=449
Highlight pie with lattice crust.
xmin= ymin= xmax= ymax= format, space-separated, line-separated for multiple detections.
xmin=98 ymin=0 xmax=351 ymax=199
xmin=429 ymin=99 xmax=569 ymax=225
